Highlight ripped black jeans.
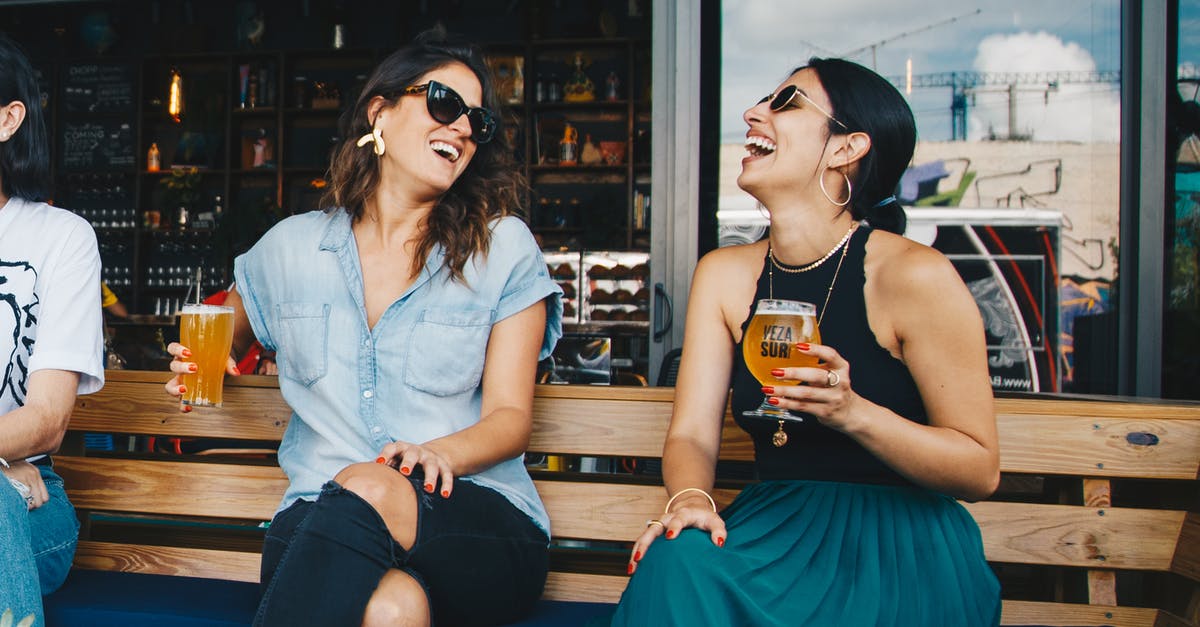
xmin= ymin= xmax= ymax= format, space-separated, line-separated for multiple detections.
xmin=254 ymin=475 xmax=549 ymax=626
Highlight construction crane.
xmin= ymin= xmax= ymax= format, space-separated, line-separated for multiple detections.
xmin=840 ymin=9 xmax=982 ymax=70
xmin=890 ymin=70 xmax=1121 ymax=140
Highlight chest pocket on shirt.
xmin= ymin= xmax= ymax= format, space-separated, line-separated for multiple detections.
xmin=404 ymin=308 xmax=494 ymax=396
xmin=276 ymin=302 xmax=330 ymax=386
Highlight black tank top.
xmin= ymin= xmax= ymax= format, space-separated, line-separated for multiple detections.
xmin=731 ymin=225 xmax=927 ymax=486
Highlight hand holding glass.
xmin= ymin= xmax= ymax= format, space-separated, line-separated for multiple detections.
xmin=742 ymin=299 xmax=821 ymax=422
xmin=179 ymin=304 xmax=235 ymax=407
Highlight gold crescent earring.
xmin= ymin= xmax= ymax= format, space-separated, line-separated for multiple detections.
xmin=355 ymin=124 xmax=385 ymax=156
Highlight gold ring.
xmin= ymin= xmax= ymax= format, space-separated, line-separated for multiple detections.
xmin=646 ymin=519 xmax=664 ymax=529
xmin=826 ymin=370 xmax=841 ymax=388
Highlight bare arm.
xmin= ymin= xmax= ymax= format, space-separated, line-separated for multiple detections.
xmin=773 ymin=244 xmax=999 ymax=500
xmin=0 ymin=369 xmax=81 ymax=459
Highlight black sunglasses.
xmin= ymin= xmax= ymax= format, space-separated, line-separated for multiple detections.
xmin=402 ymin=80 xmax=498 ymax=144
xmin=758 ymin=84 xmax=848 ymax=131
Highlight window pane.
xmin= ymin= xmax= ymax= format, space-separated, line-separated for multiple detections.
xmin=718 ymin=1 xmax=1121 ymax=394
xmin=1169 ymin=1 xmax=1200 ymax=399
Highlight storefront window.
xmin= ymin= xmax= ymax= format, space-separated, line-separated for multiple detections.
xmin=1169 ymin=0 xmax=1200 ymax=399
xmin=717 ymin=1 xmax=1122 ymax=394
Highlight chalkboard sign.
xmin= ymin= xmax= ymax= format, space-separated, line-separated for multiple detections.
xmin=62 ymin=63 xmax=135 ymax=114
xmin=60 ymin=120 xmax=135 ymax=170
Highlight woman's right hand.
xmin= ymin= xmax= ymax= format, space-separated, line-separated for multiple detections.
xmin=164 ymin=342 xmax=240 ymax=412
xmin=627 ymin=494 xmax=726 ymax=575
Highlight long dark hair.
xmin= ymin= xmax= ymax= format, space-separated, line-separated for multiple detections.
xmin=803 ymin=57 xmax=916 ymax=234
xmin=0 ymin=32 xmax=50 ymax=202
xmin=323 ymin=26 xmax=525 ymax=282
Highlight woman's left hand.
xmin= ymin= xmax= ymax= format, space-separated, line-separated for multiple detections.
xmin=768 ymin=342 xmax=860 ymax=432
xmin=376 ymin=440 xmax=456 ymax=498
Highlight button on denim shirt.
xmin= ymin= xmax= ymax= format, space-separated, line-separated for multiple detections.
xmin=235 ymin=210 xmax=563 ymax=535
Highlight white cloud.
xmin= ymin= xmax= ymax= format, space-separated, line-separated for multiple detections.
xmin=966 ymin=31 xmax=1120 ymax=142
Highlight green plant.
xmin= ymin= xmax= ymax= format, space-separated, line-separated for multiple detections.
xmin=158 ymin=166 xmax=202 ymax=210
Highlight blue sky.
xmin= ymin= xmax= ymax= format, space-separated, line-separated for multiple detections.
xmin=720 ymin=1 xmax=1122 ymax=143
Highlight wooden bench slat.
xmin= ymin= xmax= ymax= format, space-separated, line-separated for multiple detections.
xmin=1171 ymin=513 xmax=1200 ymax=582
xmin=965 ymin=501 xmax=1186 ymax=571
xmin=74 ymin=540 xmax=260 ymax=583
xmin=530 ymin=397 xmax=672 ymax=458
xmin=56 ymin=456 xmax=286 ymax=521
xmin=998 ymin=600 xmax=1160 ymax=626
xmin=543 ymin=572 xmax=626 ymax=604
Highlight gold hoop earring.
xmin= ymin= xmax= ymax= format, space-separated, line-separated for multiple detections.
xmin=355 ymin=125 xmax=385 ymax=156
xmin=819 ymin=166 xmax=851 ymax=207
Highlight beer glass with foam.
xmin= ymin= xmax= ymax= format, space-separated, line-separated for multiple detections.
xmin=742 ymin=299 xmax=821 ymax=421
xmin=179 ymin=304 xmax=235 ymax=407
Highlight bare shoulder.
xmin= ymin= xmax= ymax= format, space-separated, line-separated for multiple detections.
xmin=692 ymin=241 xmax=766 ymax=336
xmin=693 ymin=240 xmax=765 ymax=286
xmin=865 ymin=230 xmax=963 ymax=300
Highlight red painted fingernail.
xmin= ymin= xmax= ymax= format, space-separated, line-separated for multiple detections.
xmin=375 ymin=457 xmax=386 ymax=464
xmin=182 ymin=405 xmax=193 ymax=413
xmin=767 ymin=397 xmax=780 ymax=406
xmin=400 ymin=466 xmax=410 ymax=475
xmin=666 ymin=530 xmax=675 ymax=539
xmin=232 ymin=366 xmax=242 ymax=376
xmin=717 ymin=537 xmax=725 ymax=547
xmin=181 ymin=349 xmax=191 ymax=357
xmin=796 ymin=342 xmax=811 ymax=351
xmin=187 ymin=363 xmax=198 ymax=373
xmin=424 ymin=484 xmax=434 ymax=493
xmin=761 ymin=386 xmax=774 ymax=394
xmin=770 ymin=368 xmax=785 ymax=377
xmin=178 ymin=386 xmax=187 ymax=394
xmin=634 ymin=551 xmax=642 ymax=561
xmin=441 ymin=489 xmax=450 ymax=498
xmin=627 ymin=563 xmax=634 ymax=575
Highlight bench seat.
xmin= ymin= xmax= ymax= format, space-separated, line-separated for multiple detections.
xmin=45 ymin=372 xmax=1200 ymax=626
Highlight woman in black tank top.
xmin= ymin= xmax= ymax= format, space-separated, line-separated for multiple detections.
xmin=605 ymin=58 xmax=1001 ymax=626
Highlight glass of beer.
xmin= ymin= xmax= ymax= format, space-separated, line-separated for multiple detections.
xmin=742 ymin=299 xmax=821 ymax=421
xmin=179 ymin=304 xmax=235 ymax=408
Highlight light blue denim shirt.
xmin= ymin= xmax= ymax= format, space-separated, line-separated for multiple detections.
xmin=234 ymin=210 xmax=563 ymax=535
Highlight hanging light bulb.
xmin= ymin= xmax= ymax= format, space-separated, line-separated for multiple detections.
xmin=905 ymin=57 xmax=913 ymax=96
xmin=167 ymin=68 xmax=184 ymax=122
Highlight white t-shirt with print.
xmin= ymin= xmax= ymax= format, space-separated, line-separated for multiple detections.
xmin=0 ymin=196 xmax=104 ymax=421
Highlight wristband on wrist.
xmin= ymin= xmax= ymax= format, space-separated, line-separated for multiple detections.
xmin=664 ymin=487 xmax=716 ymax=514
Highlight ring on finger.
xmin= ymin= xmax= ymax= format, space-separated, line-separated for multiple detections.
xmin=645 ymin=519 xmax=664 ymax=529
xmin=826 ymin=370 xmax=841 ymax=388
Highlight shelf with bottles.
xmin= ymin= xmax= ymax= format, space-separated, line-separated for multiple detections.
xmin=582 ymin=251 xmax=649 ymax=326
xmin=283 ymin=51 xmax=372 ymax=113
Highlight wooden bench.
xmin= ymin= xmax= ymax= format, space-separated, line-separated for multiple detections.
xmin=46 ymin=370 xmax=1200 ymax=626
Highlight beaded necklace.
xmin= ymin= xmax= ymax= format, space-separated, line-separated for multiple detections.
xmin=767 ymin=222 xmax=859 ymax=326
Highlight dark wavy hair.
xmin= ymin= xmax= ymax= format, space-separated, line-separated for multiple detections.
xmin=322 ymin=26 xmax=525 ymax=282
xmin=0 ymin=32 xmax=50 ymax=202
xmin=802 ymin=57 xmax=916 ymax=234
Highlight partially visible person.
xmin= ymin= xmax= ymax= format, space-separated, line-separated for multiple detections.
xmin=100 ymin=281 xmax=128 ymax=319
xmin=165 ymin=28 xmax=560 ymax=626
xmin=0 ymin=32 xmax=105 ymax=625
xmin=608 ymin=57 xmax=1000 ymax=625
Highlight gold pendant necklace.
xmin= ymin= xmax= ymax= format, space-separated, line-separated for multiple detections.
xmin=766 ymin=222 xmax=858 ymax=447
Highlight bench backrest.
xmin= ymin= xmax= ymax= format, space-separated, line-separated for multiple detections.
xmin=57 ymin=371 xmax=1200 ymax=625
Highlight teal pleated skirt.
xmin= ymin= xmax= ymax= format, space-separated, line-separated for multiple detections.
xmin=606 ymin=480 xmax=1000 ymax=626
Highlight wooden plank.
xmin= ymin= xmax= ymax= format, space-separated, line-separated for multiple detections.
xmin=530 ymin=396 xmax=672 ymax=458
xmin=56 ymin=456 xmax=286 ymax=521
xmin=1171 ymin=513 xmax=1200 ymax=583
xmin=73 ymin=540 xmax=261 ymax=583
xmin=995 ymin=396 xmax=1200 ymax=421
xmin=1083 ymin=479 xmax=1118 ymax=606
xmin=535 ymin=480 xmax=738 ymax=542
xmin=71 ymin=379 xmax=291 ymax=441
xmin=996 ymin=414 xmax=1200 ymax=480
xmin=965 ymin=501 xmax=1186 ymax=571
xmin=543 ymin=572 xmax=626 ymax=604
xmin=999 ymin=600 xmax=1159 ymax=626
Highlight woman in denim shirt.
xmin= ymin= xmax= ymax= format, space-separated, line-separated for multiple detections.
xmin=166 ymin=29 xmax=562 ymax=627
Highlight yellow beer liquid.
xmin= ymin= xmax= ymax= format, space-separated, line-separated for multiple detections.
xmin=743 ymin=312 xmax=821 ymax=386
xmin=179 ymin=305 xmax=235 ymax=407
